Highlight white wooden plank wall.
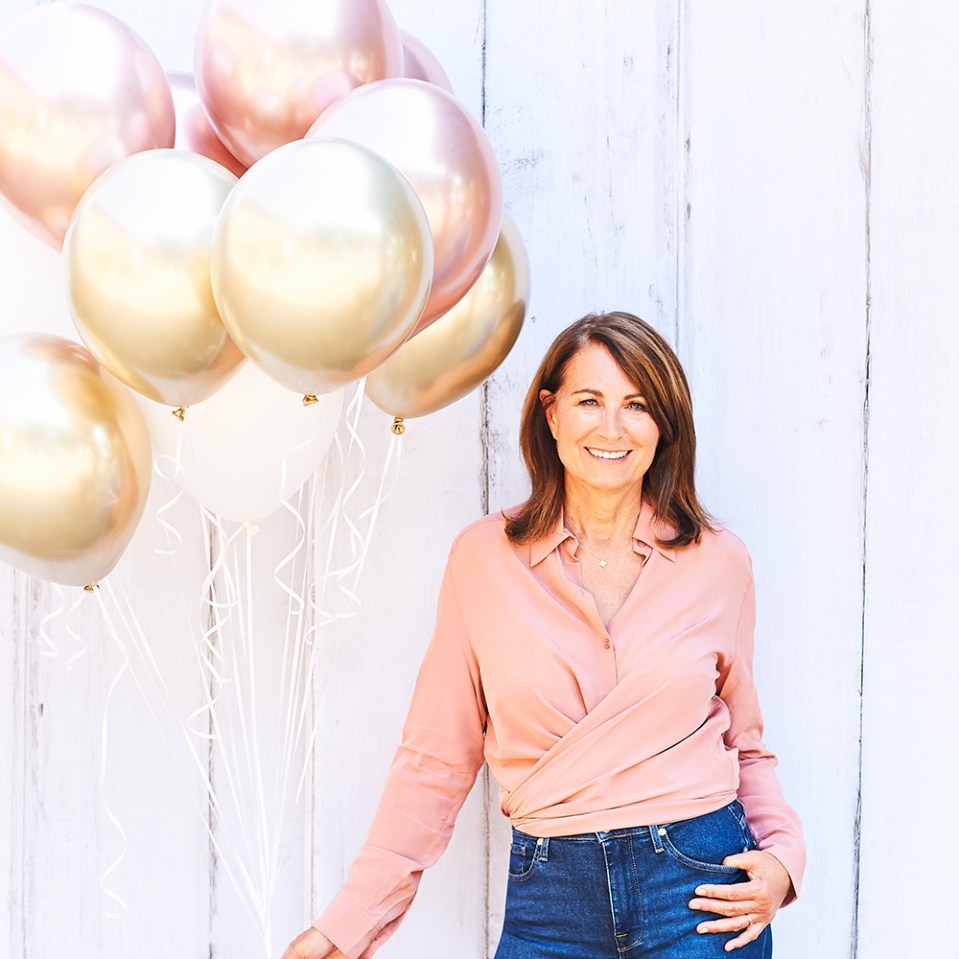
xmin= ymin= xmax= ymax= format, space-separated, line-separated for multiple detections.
xmin=859 ymin=1 xmax=959 ymax=955
xmin=678 ymin=5 xmax=868 ymax=956
xmin=0 ymin=2 xmax=954 ymax=958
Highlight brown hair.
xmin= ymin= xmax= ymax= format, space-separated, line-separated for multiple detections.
xmin=504 ymin=311 xmax=712 ymax=549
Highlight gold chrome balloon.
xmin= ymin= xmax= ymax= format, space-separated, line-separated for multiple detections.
xmin=0 ymin=335 xmax=152 ymax=587
xmin=195 ymin=0 xmax=403 ymax=167
xmin=211 ymin=137 xmax=433 ymax=396
xmin=365 ymin=212 xmax=529 ymax=418
xmin=0 ymin=4 xmax=175 ymax=249
xmin=65 ymin=149 xmax=245 ymax=408
xmin=309 ymin=79 xmax=503 ymax=333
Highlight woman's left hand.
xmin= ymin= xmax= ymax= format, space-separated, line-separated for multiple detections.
xmin=687 ymin=850 xmax=792 ymax=951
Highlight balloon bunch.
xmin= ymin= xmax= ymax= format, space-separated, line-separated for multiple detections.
xmin=0 ymin=0 xmax=530 ymax=588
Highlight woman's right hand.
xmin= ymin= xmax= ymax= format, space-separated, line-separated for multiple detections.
xmin=280 ymin=926 xmax=346 ymax=959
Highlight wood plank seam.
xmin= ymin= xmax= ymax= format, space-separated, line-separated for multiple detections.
xmin=675 ymin=0 xmax=686 ymax=348
xmin=851 ymin=1 xmax=874 ymax=957
xmin=480 ymin=4 xmax=491 ymax=955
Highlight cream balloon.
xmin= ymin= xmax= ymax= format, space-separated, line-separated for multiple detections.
xmin=0 ymin=335 xmax=152 ymax=587
xmin=366 ymin=212 xmax=529 ymax=419
xmin=64 ymin=149 xmax=245 ymax=409
xmin=211 ymin=137 xmax=433 ymax=396
xmin=0 ymin=3 xmax=175 ymax=249
xmin=140 ymin=363 xmax=342 ymax=523
xmin=169 ymin=72 xmax=247 ymax=178
xmin=195 ymin=0 xmax=403 ymax=167
xmin=400 ymin=31 xmax=454 ymax=93
xmin=308 ymin=79 xmax=503 ymax=334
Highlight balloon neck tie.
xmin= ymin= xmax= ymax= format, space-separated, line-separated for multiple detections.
xmin=391 ymin=416 xmax=406 ymax=436
xmin=84 ymin=583 xmax=98 ymax=593
xmin=172 ymin=407 xmax=186 ymax=421
xmin=302 ymin=394 xmax=318 ymax=406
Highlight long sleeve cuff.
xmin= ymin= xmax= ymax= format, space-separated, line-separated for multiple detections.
xmin=313 ymin=892 xmax=381 ymax=959
xmin=760 ymin=840 xmax=805 ymax=906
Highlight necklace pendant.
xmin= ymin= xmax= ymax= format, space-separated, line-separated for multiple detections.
xmin=598 ymin=558 xmax=608 ymax=568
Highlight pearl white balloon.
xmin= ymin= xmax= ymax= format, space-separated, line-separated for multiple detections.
xmin=141 ymin=362 xmax=342 ymax=522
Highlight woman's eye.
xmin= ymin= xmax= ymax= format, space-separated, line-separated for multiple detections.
xmin=579 ymin=398 xmax=598 ymax=406
xmin=628 ymin=401 xmax=648 ymax=412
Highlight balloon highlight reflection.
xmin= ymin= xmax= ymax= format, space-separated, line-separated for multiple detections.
xmin=366 ymin=212 xmax=529 ymax=418
xmin=0 ymin=335 xmax=152 ymax=587
xmin=0 ymin=3 xmax=175 ymax=249
xmin=309 ymin=79 xmax=503 ymax=333
xmin=195 ymin=0 xmax=403 ymax=166
xmin=65 ymin=149 xmax=245 ymax=408
xmin=211 ymin=137 xmax=433 ymax=396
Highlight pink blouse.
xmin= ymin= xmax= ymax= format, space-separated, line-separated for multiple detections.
xmin=314 ymin=501 xmax=805 ymax=958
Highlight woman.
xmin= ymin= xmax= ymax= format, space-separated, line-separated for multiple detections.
xmin=283 ymin=312 xmax=804 ymax=959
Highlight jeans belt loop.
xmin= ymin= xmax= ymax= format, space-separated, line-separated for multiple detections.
xmin=649 ymin=824 xmax=666 ymax=853
xmin=536 ymin=836 xmax=550 ymax=862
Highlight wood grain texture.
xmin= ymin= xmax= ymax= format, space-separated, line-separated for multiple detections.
xmin=306 ymin=6 xmax=490 ymax=957
xmin=205 ymin=509 xmax=317 ymax=959
xmin=859 ymin=1 xmax=959 ymax=953
xmin=481 ymin=1 xmax=683 ymax=950
xmin=3 ymin=1 xmax=957 ymax=957
xmin=0 ymin=489 xmax=214 ymax=958
xmin=483 ymin=0 xmax=683 ymax=514
xmin=1 ymin=569 xmax=37 ymax=959
xmin=679 ymin=4 xmax=868 ymax=955
xmin=308 ymin=400 xmax=491 ymax=957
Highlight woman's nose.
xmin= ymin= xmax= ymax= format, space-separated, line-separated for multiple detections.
xmin=599 ymin=407 xmax=623 ymax=437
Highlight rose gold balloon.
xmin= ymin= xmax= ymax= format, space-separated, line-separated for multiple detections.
xmin=400 ymin=31 xmax=454 ymax=93
xmin=168 ymin=72 xmax=247 ymax=178
xmin=211 ymin=138 xmax=433 ymax=396
xmin=64 ymin=149 xmax=244 ymax=409
xmin=195 ymin=0 xmax=403 ymax=167
xmin=366 ymin=212 xmax=529 ymax=419
xmin=0 ymin=335 xmax=152 ymax=587
xmin=0 ymin=3 xmax=175 ymax=250
xmin=309 ymin=79 xmax=503 ymax=333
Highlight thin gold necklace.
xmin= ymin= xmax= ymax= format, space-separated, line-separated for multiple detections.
xmin=566 ymin=521 xmax=621 ymax=569
xmin=577 ymin=538 xmax=609 ymax=568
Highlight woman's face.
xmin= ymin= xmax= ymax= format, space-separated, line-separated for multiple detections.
xmin=540 ymin=343 xmax=660 ymax=500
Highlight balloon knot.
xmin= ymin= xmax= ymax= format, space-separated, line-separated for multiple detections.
xmin=303 ymin=394 xmax=319 ymax=406
xmin=391 ymin=416 xmax=406 ymax=436
xmin=83 ymin=584 xmax=98 ymax=592
xmin=172 ymin=407 xmax=186 ymax=421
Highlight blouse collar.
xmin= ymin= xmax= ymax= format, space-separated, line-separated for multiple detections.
xmin=526 ymin=498 xmax=679 ymax=567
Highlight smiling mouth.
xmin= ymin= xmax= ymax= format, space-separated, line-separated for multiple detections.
xmin=586 ymin=448 xmax=630 ymax=460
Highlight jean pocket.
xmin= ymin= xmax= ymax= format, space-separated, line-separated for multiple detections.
xmin=660 ymin=804 xmax=752 ymax=875
xmin=729 ymin=799 xmax=758 ymax=851
xmin=507 ymin=835 xmax=540 ymax=882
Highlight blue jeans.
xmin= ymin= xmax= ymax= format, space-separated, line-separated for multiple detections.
xmin=493 ymin=801 xmax=773 ymax=958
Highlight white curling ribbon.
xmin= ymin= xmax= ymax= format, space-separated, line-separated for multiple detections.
xmin=272 ymin=481 xmax=318 ymax=842
xmin=93 ymin=581 xmax=270 ymax=940
xmin=37 ymin=583 xmax=67 ymax=658
xmin=194 ymin=506 xmax=317 ymax=953
xmin=87 ymin=386 xmax=403 ymax=956
xmin=152 ymin=424 xmax=186 ymax=557
xmin=311 ymin=395 xmax=405 ymax=628
xmin=313 ymin=382 xmax=371 ymax=621
xmin=36 ymin=585 xmax=87 ymax=664
xmin=63 ymin=591 xmax=88 ymax=667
